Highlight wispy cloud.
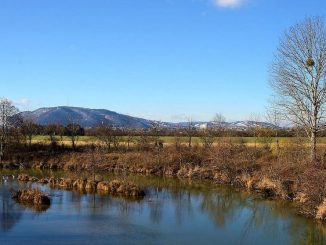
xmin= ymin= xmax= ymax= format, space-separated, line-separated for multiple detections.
xmin=15 ymin=98 xmax=31 ymax=107
xmin=213 ymin=0 xmax=246 ymax=8
xmin=14 ymin=97 xmax=38 ymax=111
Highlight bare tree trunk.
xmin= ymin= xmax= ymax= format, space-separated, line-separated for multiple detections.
xmin=311 ymin=130 xmax=317 ymax=162
xmin=28 ymin=135 xmax=32 ymax=148
xmin=0 ymin=142 xmax=3 ymax=163
xmin=72 ymin=135 xmax=76 ymax=151
xmin=276 ymin=132 xmax=279 ymax=152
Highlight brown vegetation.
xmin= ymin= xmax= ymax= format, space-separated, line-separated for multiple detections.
xmin=17 ymin=174 xmax=146 ymax=198
xmin=12 ymin=189 xmax=51 ymax=206
xmin=10 ymin=141 xmax=326 ymax=220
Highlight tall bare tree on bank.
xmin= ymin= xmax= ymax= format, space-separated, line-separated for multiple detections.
xmin=270 ymin=17 xmax=326 ymax=162
xmin=0 ymin=98 xmax=19 ymax=162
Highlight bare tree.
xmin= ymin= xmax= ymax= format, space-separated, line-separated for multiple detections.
xmin=56 ymin=123 xmax=65 ymax=148
xmin=62 ymin=110 xmax=83 ymax=151
xmin=124 ymin=128 xmax=134 ymax=150
xmin=150 ymin=121 xmax=163 ymax=164
xmin=266 ymin=107 xmax=282 ymax=152
xmin=213 ymin=113 xmax=226 ymax=136
xmin=45 ymin=124 xmax=58 ymax=148
xmin=112 ymin=129 xmax=121 ymax=150
xmin=173 ymin=127 xmax=182 ymax=150
xmin=0 ymin=98 xmax=19 ymax=162
xmin=213 ymin=113 xmax=226 ymax=147
xmin=248 ymin=113 xmax=262 ymax=150
xmin=150 ymin=121 xmax=163 ymax=148
xmin=66 ymin=123 xmax=81 ymax=150
xmin=185 ymin=118 xmax=195 ymax=148
xmin=136 ymin=130 xmax=155 ymax=151
xmin=21 ymin=116 xmax=37 ymax=148
xmin=200 ymin=128 xmax=215 ymax=149
xmin=95 ymin=124 xmax=114 ymax=151
xmin=270 ymin=17 xmax=326 ymax=161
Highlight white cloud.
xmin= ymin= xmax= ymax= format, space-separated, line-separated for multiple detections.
xmin=19 ymin=98 xmax=31 ymax=106
xmin=214 ymin=0 xmax=245 ymax=8
xmin=14 ymin=98 xmax=33 ymax=110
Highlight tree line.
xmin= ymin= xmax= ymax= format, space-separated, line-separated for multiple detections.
xmin=0 ymin=96 xmax=323 ymax=159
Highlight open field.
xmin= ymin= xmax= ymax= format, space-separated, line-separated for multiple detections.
xmin=31 ymin=135 xmax=326 ymax=146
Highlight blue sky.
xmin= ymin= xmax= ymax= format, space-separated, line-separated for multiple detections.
xmin=0 ymin=0 xmax=325 ymax=122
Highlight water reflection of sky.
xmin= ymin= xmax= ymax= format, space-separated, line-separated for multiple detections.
xmin=0 ymin=174 xmax=326 ymax=245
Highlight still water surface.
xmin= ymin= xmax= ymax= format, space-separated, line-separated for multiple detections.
xmin=0 ymin=170 xmax=325 ymax=245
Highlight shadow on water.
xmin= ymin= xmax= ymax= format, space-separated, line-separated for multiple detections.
xmin=1 ymin=171 xmax=326 ymax=244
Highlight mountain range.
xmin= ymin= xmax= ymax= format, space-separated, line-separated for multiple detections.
xmin=20 ymin=106 xmax=276 ymax=129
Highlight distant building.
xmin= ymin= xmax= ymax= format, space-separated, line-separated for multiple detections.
xmin=199 ymin=123 xmax=208 ymax=130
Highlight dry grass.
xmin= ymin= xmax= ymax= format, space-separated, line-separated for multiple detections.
xmin=316 ymin=199 xmax=326 ymax=220
xmin=18 ymin=174 xmax=146 ymax=198
xmin=255 ymin=177 xmax=283 ymax=198
xmin=12 ymin=189 xmax=50 ymax=206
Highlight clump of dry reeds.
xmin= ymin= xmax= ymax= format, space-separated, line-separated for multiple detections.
xmin=12 ymin=189 xmax=51 ymax=206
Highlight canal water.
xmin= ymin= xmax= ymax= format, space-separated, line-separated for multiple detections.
xmin=0 ymin=170 xmax=325 ymax=245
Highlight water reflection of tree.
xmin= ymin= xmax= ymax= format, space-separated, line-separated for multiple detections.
xmin=240 ymin=201 xmax=284 ymax=242
xmin=200 ymin=189 xmax=248 ymax=227
xmin=149 ymin=199 xmax=163 ymax=224
xmin=0 ymin=185 xmax=23 ymax=233
xmin=170 ymin=189 xmax=193 ymax=225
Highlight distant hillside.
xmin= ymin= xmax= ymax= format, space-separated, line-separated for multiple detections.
xmin=20 ymin=106 xmax=277 ymax=130
xmin=20 ymin=106 xmax=153 ymax=128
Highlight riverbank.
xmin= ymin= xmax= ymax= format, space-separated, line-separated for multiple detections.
xmin=1 ymin=144 xmax=326 ymax=221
